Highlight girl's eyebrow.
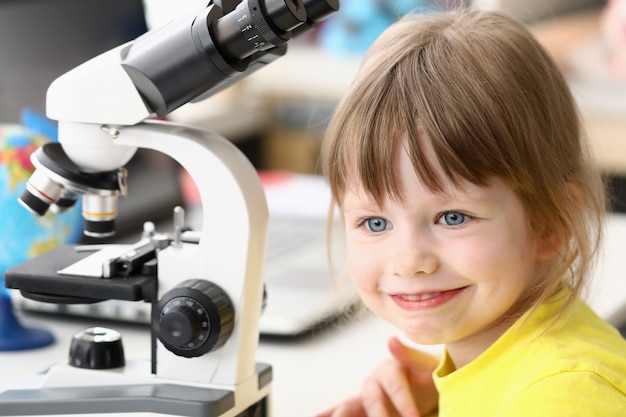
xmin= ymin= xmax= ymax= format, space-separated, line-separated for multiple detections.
xmin=341 ymin=201 xmax=380 ymax=213
xmin=432 ymin=191 xmax=494 ymax=209
xmin=432 ymin=181 xmax=506 ymax=212
xmin=340 ymin=194 xmax=383 ymax=212
xmin=433 ymin=190 xmax=483 ymax=204
xmin=341 ymin=178 xmax=500 ymax=210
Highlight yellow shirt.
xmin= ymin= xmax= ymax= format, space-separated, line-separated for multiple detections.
xmin=432 ymin=293 xmax=626 ymax=416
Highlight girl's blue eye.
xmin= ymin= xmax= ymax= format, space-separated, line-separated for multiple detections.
xmin=365 ymin=217 xmax=388 ymax=233
xmin=439 ymin=212 xmax=467 ymax=226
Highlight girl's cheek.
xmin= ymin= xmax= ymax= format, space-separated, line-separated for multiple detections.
xmin=347 ymin=259 xmax=379 ymax=294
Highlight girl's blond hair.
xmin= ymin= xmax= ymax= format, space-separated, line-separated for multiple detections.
xmin=321 ymin=9 xmax=606 ymax=316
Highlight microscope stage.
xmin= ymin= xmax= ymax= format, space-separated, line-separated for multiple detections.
xmin=5 ymin=245 xmax=157 ymax=304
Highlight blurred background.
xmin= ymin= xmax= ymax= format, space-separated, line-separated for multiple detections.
xmin=1 ymin=0 xmax=623 ymax=238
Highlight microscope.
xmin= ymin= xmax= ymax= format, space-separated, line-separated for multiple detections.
xmin=0 ymin=1 xmax=339 ymax=416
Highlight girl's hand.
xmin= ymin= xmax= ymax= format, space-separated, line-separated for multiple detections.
xmin=314 ymin=337 xmax=439 ymax=417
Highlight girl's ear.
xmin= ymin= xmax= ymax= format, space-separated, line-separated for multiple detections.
xmin=566 ymin=182 xmax=583 ymax=206
xmin=536 ymin=226 xmax=562 ymax=261
xmin=536 ymin=182 xmax=581 ymax=260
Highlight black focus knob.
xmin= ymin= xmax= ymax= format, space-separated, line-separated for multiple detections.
xmin=69 ymin=327 xmax=125 ymax=369
xmin=154 ymin=279 xmax=235 ymax=358
xmin=158 ymin=305 xmax=203 ymax=347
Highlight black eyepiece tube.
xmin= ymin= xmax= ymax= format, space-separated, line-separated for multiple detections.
xmin=213 ymin=0 xmax=306 ymax=63
xmin=121 ymin=0 xmax=338 ymax=116
xmin=301 ymin=0 xmax=339 ymax=21
xmin=265 ymin=0 xmax=307 ymax=32
xmin=292 ymin=0 xmax=339 ymax=37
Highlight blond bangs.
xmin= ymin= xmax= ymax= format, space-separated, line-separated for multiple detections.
xmin=323 ymin=30 xmax=476 ymax=207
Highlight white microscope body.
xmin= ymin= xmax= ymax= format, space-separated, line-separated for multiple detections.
xmin=0 ymin=1 xmax=339 ymax=416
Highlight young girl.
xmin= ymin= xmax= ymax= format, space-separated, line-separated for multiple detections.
xmin=317 ymin=8 xmax=626 ymax=417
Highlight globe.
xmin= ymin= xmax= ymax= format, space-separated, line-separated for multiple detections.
xmin=0 ymin=123 xmax=83 ymax=350
xmin=0 ymin=123 xmax=83 ymax=273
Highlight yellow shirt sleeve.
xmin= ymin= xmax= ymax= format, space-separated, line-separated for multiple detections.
xmin=496 ymin=371 xmax=625 ymax=416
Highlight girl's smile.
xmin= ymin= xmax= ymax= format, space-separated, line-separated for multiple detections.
xmin=389 ymin=286 xmax=470 ymax=311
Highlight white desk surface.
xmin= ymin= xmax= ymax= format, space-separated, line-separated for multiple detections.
xmin=0 ymin=308 xmax=412 ymax=417
xmin=2 ymin=213 xmax=626 ymax=417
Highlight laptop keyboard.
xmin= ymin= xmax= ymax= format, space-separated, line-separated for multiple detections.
xmin=266 ymin=219 xmax=326 ymax=264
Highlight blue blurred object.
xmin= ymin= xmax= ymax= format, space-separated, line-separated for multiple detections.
xmin=20 ymin=108 xmax=59 ymax=142
xmin=0 ymin=282 xmax=55 ymax=351
xmin=318 ymin=0 xmax=442 ymax=55
xmin=0 ymin=118 xmax=83 ymax=351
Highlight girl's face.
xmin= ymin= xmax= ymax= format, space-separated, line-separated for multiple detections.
xmin=341 ymin=143 xmax=554 ymax=367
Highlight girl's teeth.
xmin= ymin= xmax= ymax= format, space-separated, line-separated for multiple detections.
xmin=401 ymin=292 xmax=442 ymax=301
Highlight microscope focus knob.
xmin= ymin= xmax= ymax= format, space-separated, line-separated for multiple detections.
xmin=154 ymin=279 xmax=234 ymax=358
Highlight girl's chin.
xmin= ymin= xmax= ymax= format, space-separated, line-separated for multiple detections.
xmin=388 ymin=316 xmax=456 ymax=346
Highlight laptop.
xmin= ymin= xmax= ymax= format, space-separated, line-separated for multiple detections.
xmin=256 ymin=172 xmax=358 ymax=335
xmin=12 ymin=173 xmax=359 ymax=336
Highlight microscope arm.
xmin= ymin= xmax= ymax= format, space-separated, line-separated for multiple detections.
xmin=113 ymin=120 xmax=268 ymax=386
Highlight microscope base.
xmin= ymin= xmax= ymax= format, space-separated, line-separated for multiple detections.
xmin=0 ymin=363 xmax=271 ymax=417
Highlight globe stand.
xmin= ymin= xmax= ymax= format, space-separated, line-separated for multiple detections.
xmin=0 ymin=285 xmax=54 ymax=351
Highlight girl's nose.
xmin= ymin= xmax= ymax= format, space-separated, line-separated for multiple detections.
xmin=390 ymin=231 xmax=439 ymax=278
